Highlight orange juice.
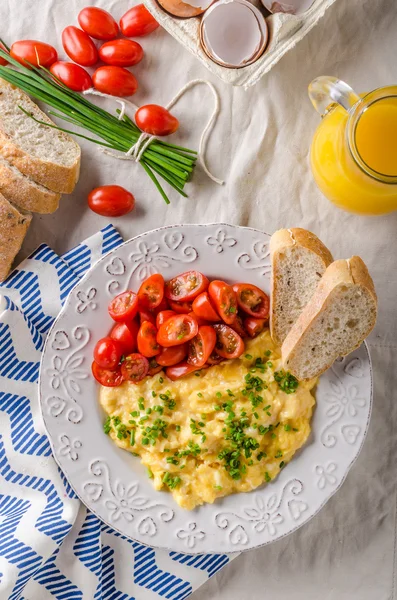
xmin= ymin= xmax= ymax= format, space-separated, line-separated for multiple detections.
xmin=310 ymin=85 xmax=397 ymax=215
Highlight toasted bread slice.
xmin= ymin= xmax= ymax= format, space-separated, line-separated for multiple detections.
xmin=0 ymin=192 xmax=32 ymax=281
xmin=282 ymin=257 xmax=377 ymax=380
xmin=0 ymin=78 xmax=80 ymax=193
xmin=0 ymin=154 xmax=60 ymax=213
xmin=270 ymin=228 xmax=333 ymax=346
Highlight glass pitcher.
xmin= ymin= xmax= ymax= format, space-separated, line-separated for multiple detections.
xmin=309 ymin=76 xmax=397 ymax=215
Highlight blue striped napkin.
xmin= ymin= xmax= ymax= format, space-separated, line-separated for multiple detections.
xmin=0 ymin=224 xmax=234 ymax=600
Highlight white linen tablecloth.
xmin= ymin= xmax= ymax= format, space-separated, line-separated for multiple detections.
xmin=2 ymin=0 xmax=396 ymax=597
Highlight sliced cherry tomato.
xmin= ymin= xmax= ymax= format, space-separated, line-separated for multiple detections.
xmin=231 ymin=313 xmax=247 ymax=338
xmin=110 ymin=320 xmax=139 ymax=354
xmin=153 ymin=297 xmax=169 ymax=313
xmin=62 ymin=26 xmax=98 ymax=66
xmin=192 ymin=291 xmax=219 ymax=322
xmin=99 ymin=39 xmax=143 ymax=67
xmin=208 ymin=280 xmax=238 ymax=325
xmin=244 ymin=317 xmax=267 ymax=338
xmin=92 ymin=361 xmax=123 ymax=387
xmin=166 ymin=361 xmax=203 ymax=381
xmin=157 ymin=314 xmax=198 ymax=347
xmin=93 ymin=336 xmax=123 ymax=369
xmin=156 ymin=343 xmax=187 ymax=367
xmin=0 ymin=43 xmax=9 ymax=66
xmin=139 ymin=309 xmax=156 ymax=326
xmin=78 ymin=7 xmax=119 ymax=40
xmin=121 ymin=353 xmax=149 ymax=383
xmin=92 ymin=66 xmax=138 ymax=97
xmin=156 ymin=310 xmax=176 ymax=329
xmin=213 ymin=324 xmax=244 ymax=359
xmin=207 ymin=351 xmax=223 ymax=365
xmin=120 ymin=4 xmax=160 ymax=37
xmin=88 ymin=185 xmax=135 ymax=218
xmin=108 ymin=290 xmax=138 ymax=322
xmin=188 ymin=311 xmax=210 ymax=327
xmin=137 ymin=321 xmax=160 ymax=357
xmin=10 ymin=40 xmax=58 ymax=68
xmin=148 ymin=357 xmax=163 ymax=376
xmin=138 ymin=273 xmax=164 ymax=310
xmin=168 ymin=299 xmax=192 ymax=314
xmin=165 ymin=271 xmax=209 ymax=302
xmin=50 ymin=61 xmax=92 ymax=92
xmin=232 ymin=283 xmax=270 ymax=319
xmin=135 ymin=105 xmax=179 ymax=137
xmin=187 ymin=325 xmax=216 ymax=367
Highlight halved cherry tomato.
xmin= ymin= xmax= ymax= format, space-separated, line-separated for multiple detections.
xmin=192 ymin=291 xmax=219 ymax=322
xmin=110 ymin=320 xmax=139 ymax=354
xmin=244 ymin=317 xmax=267 ymax=338
xmin=62 ymin=26 xmax=98 ymax=66
xmin=108 ymin=290 xmax=138 ymax=322
xmin=10 ymin=40 xmax=58 ymax=68
xmin=188 ymin=312 xmax=210 ymax=327
xmin=231 ymin=313 xmax=247 ymax=338
xmin=138 ymin=273 xmax=164 ymax=310
xmin=135 ymin=105 xmax=179 ymax=137
xmin=92 ymin=66 xmax=138 ymax=97
xmin=121 ymin=353 xmax=149 ymax=383
xmin=207 ymin=351 xmax=223 ymax=365
xmin=232 ymin=283 xmax=270 ymax=319
xmin=88 ymin=185 xmax=135 ymax=217
xmin=156 ymin=344 xmax=187 ymax=367
xmin=166 ymin=361 xmax=203 ymax=381
xmin=139 ymin=309 xmax=156 ymax=326
xmin=78 ymin=7 xmax=119 ymax=40
xmin=153 ymin=297 xmax=169 ymax=313
xmin=165 ymin=271 xmax=209 ymax=302
xmin=92 ymin=361 xmax=123 ymax=387
xmin=208 ymin=280 xmax=238 ymax=325
xmin=213 ymin=324 xmax=244 ymax=359
xmin=157 ymin=314 xmax=198 ymax=347
xmin=0 ymin=43 xmax=8 ymax=66
xmin=156 ymin=310 xmax=176 ymax=329
xmin=99 ymin=39 xmax=143 ymax=67
xmin=137 ymin=321 xmax=160 ymax=357
xmin=120 ymin=4 xmax=160 ymax=37
xmin=50 ymin=61 xmax=92 ymax=92
xmin=168 ymin=299 xmax=192 ymax=314
xmin=187 ymin=325 xmax=216 ymax=367
xmin=148 ymin=357 xmax=163 ymax=376
xmin=94 ymin=337 xmax=123 ymax=369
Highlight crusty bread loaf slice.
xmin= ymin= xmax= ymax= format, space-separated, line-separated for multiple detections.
xmin=0 ymin=154 xmax=60 ymax=213
xmin=0 ymin=192 xmax=32 ymax=281
xmin=270 ymin=228 xmax=333 ymax=346
xmin=0 ymin=78 xmax=80 ymax=193
xmin=282 ymin=257 xmax=377 ymax=380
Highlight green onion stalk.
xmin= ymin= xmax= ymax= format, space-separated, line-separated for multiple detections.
xmin=0 ymin=47 xmax=198 ymax=204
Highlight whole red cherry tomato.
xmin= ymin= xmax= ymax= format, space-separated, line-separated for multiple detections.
xmin=78 ymin=7 xmax=119 ymax=40
xmin=232 ymin=283 xmax=270 ymax=319
xmin=187 ymin=325 xmax=216 ymax=367
xmin=120 ymin=4 xmax=159 ymax=37
xmin=244 ymin=316 xmax=267 ymax=338
xmin=121 ymin=353 xmax=149 ymax=383
xmin=166 ymin=361 xmax=203 ymax=381
xmin=50 ymin=61 xmax=92 ymax=92
xmin=165 ymin=271 xmax=208 ymax=302
xmin=62 ymin=26 xmax=98 ymax=66
xmin=0 ymin=42 xmax=8 ymax=66
xmin=93 ymin=337 xmax=123 ymax=369
xmin=110 ymin=320 xmax=139 ymax=354
xmin=208 ymin=280 xmax=238 ymax=325
xmin=135 ymin=105 xmax=179 ymax=137
xmin=92 ymin=361 xmax=123 ymax=387
xmin=156 ymin=310 xmax=176 ymax=329
xmin=108 ymin=290 xmax=138 ymax=322
xmin=10 ymin=40 xmax=58 ymax=68
xmin=88 ymin=185 xmax=135 ymax=217
xmin=99 ymin=39 xmax=143 ymax=67
xmin=148 ymin=357 xmax=163 ymax=376
xmin=168 ymin=299 xmax=192 ymax=314
xmin=192 ymin=291 xmax=219 ymax=322
xmin=138 ymin=274 xmax=165 ymax=310
xmin=213 ymin=324 xmax=244 ymax=359
xmin=156 ymin=344 xmax=187 ymax=367
xmin=92 ymin=65 xmax=138 ymax=97
xmin=157 ymin=314 xmax=198 ymax=347
xmin=137 ymin=321 xmax=160 ymax=357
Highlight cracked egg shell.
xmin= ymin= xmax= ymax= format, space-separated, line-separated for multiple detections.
xmin=156 ymin=0 xmax=215 ymax=18
xmin=261 ymin=0 xmax=314 ymax=15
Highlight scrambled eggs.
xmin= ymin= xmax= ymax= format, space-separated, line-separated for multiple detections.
xmin=99 ymin=330 xmax=316 ymax=510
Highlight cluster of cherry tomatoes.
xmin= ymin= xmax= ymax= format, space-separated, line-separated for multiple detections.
xmin=92 ymin=270 xmax=270 ymax=387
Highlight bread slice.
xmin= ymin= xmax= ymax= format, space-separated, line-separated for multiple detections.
xmin=0 ymin=78 xmax=80 ymax=193
xmin=0 ymin=192 xmax=32 ymax=281
xmin=0 ymin=154 xmax=60 ymax=213
xmin=270 ymin=228 xmax=333 ymax=346
xmin=282 ymin=257 xmax=377 ymax=380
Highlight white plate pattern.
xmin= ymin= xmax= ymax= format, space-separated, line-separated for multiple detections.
xmin=39 ymin=224 xmax=373 ymax=554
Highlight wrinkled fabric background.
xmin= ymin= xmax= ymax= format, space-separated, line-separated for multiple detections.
xmin=4 ymin=0 xmax=397 ymax=598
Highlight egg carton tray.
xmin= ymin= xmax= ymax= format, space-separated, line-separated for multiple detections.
xmin=144 ymin=0 xmax=338 ymax=88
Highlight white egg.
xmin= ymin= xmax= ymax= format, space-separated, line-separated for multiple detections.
xmin=261 ymin=0 xmax=314 ymax=15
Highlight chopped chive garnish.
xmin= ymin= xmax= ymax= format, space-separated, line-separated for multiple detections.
xmin=265 ymin=472 xmax=271 ymax=482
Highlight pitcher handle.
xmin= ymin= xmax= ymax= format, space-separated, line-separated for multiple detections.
xmin=308 ymin=76 xmax=362 ymax=117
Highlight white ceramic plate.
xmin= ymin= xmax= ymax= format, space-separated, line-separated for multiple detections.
xmin=39 ymin=224 xmax=372 ymax=554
